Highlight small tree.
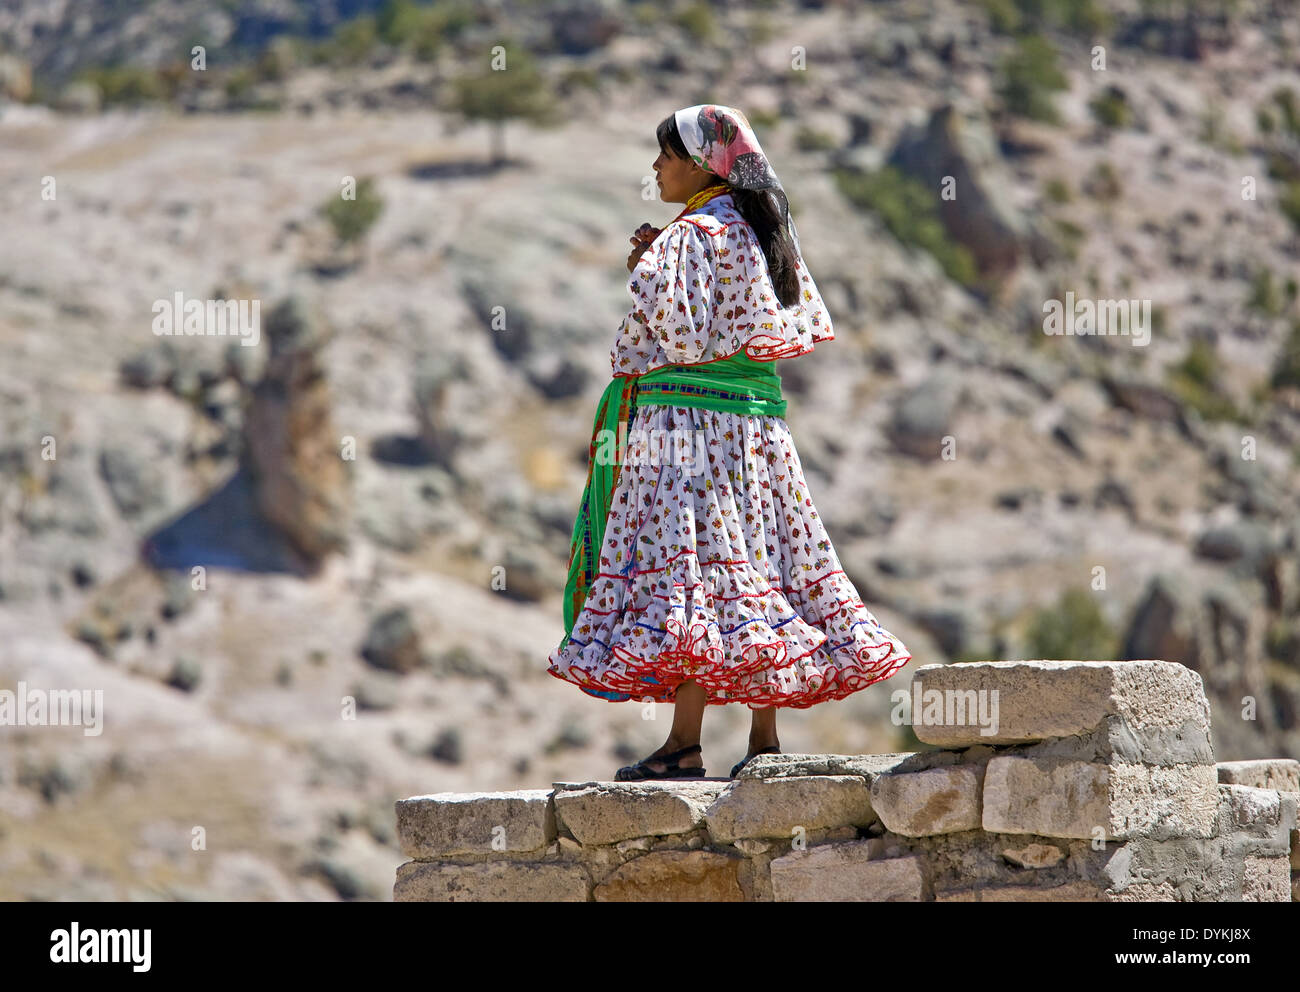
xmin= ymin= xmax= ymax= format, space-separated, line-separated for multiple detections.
xmin=1025 ymin=588 xmax=1117 ymax=661
xmin=998 ymin=34 xmax=1068 ymax=123
xmin=321 ymin=177 xmax=384 ymax=246
xmin=451 ymin=49 xmax=561 ymax=167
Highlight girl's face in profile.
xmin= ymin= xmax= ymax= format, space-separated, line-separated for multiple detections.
xmin=654 ymin=144 xmax=709 ymax=204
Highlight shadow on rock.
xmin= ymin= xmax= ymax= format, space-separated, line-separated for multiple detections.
xmin=140 ymin=467 xmax=315 ymax=576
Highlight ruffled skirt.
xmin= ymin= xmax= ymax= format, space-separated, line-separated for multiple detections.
xmin=547 ymin=404 xmax=912 ymax=708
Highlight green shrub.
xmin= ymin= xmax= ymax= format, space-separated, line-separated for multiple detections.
xmin=1089 ymin=87 xmax=1131 ymax=128
xmin=316 ymin=15 xmax=378 ymax=66
xmin=795 ymin=127 xmax=837 ymax=151
xmin=981 ymin=0 xmax=1022 ymax=34
xmin=675 ymin=3 xmax=716 ymax=41
xmin=322 ymin=177 xmax=384 ymax=245
xmin=982 ymin=0 xmax=1112 ymax=37
xmin=749 ymin=14 xmax=777 ymax=44
xmin=1150 ymin=304 xmax=1167 ymax=337
xmin=377 ymin=0 xmax=426 ymax=45
xmin=998 ymin=34 xmax=1068 ymax=123
xmin=1166 ymin=339 xmax=1241 ymax=422
xmin=1044 ymin=176 xmax=1072 ymax=203
xmin=1271 ymin=320 xmax=1300 ymax=390
xmin=1281 ymin=179 xmax=1300 ymax=233
xmin=557 ymin=66 xmax=601 ymax=94
xmin=1050 ymin=217 xmax=1084 ymax=260
xmin=80 ymin=65 xmax=169 ymax=105
xmin=1083 ymin=160 xmax=1123 ymax=201
xmin=375 ymin=0 xmax=466 ymax=59
xmin=254 ymin=37 xmax=297 ymax=82
xmin=1199 ymin=99 xmax=1244 ymax=154
xmin=1269 ymin=86 xmax=1300 ymax=139
xmin=1025 ymin=588 xmax=1117 ymax=661
xmin=1060 ymin=0 xmax=1113 ymax=36
xmin=1265 ymin=618 xmax=1299 ymax=664
xmin=834 ymin=165 xmax=980 ymax=289
xmin=1248 ymin=267 xmax=1287 ymax=316
xmin=224 ymin=67 xmax=255 ymax=101
xmin=1265 ymin=150 xmax=1300 ymax=183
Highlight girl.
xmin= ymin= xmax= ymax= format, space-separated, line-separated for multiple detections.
xmin=548 ymin=104 xmax=911 ymax=780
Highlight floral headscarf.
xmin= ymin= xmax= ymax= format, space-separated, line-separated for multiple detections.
xmin=674 ymin=103 xmax=801 ymax=253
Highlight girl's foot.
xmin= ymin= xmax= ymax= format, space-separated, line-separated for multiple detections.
xmin=640 ymin=739 xmax=703 ymax=773
xmin=613 ymin=739 xmax=704 ymax=780
xmin=730 ymin=742 xmax=781 ymax=779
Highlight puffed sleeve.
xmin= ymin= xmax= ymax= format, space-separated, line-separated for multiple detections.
xmin=624 ymin=220 xmax=714 ymax=366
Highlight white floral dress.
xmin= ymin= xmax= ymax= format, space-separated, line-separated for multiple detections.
xmin=547 ymin=192 xmax=912 ymax=708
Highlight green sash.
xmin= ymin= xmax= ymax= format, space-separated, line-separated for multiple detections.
xmin=560 ymin=352 xmax=784 ymax=649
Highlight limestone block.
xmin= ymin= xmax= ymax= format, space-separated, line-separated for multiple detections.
xmin=934 ymin=882 xmax=1108 ymax=901
xmin=1001 ymin=842 xmax=1065 ymax=868
xmin=982 ymin=756 xmax=1218 ymax=840
xmin=551 ymin=780 xmax=726 ymax=845
xmin=396 ymin=790 xmax=554 ymax=859
xmin=933 ymin=888 xmax=978 ymax=901
xmin=817 ymin=826 xmax=861 ymax=843
xmin=738 ymin=752 xmax=918 ymax=783
xmin=704 ymin=775 xmax=875 ymax=842
xmin=1242 ymin=855 xmax=1291 ymax=902
xmin=907 ymin=661 xmax=1212 ymax=765
xmin=870 ymin=764 xmax=983 ymax=836
xmin=1100 ymin=832 xmax=1226 ymax=901
xmin=393 ymin=859 xmax=588 ymax=901
xmin=615 ymin=837 xmax=653 ymax=855
xmin=1219 ymin=785 xmax=1295 ymax=854
xmin=1216 ymin=759 xmax=1300 ymax=794
xmin=593 ymin=850 xmax=744 ymax=901
xmin=769 ymin=842 xmax=924 ymax=901
xmin=1102 ymin=880 xmax=1180 ymax=902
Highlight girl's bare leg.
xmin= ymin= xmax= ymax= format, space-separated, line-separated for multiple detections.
xmin=747 ymin=704 xmax=780 ymax=756
xmin=640 ymin=680 xmax=706 ymax=770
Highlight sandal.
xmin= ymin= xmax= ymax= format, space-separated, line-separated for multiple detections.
xmin=614 ymin=743 xmax=706 ymax=781
xmin=729 ymin=746 xmax=781 ymax=779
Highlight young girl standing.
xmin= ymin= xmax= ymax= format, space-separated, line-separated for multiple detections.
xmin=548 ymin=104 xmax=912 ymax=780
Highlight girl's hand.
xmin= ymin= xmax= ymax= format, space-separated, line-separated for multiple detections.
xmin=630 ymin=223 xmax=662 ymax=246
xmin=627 ymin=223 xmax=662 ymax=272
xmin=626 ymin=243 xmax=650 ymax=273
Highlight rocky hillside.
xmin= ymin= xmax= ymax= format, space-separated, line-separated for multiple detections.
xmin=1 ymin=0 xmax=1299 ymax=900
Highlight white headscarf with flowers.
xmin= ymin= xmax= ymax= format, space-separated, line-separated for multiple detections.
xmin=674 ymin=103 xmax=801 ymax=254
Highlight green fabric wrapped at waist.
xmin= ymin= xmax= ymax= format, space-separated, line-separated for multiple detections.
xmin=560 ymin=351 xmax=785 ymax=648
xmin=633 ymin=351 xmax=786 ymax=417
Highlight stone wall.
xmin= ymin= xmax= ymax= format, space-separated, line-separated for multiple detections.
xmin=392 ymin=661 xmax=1299 ymax=901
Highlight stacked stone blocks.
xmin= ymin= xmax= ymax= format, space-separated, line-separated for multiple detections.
xmin=394 ymin=661 xmax=1299 ymax=901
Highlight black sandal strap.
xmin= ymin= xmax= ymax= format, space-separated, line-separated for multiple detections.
xmin=620 ymin=743 xmax=702 ymax=779
xmin=656 ymin=743 xmax=701 ymax=764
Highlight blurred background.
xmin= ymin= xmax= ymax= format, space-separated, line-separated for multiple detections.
xmin=0 ymin=0 xmax=1298 ymax=900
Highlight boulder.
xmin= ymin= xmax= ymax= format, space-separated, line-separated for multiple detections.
xmin=243 ymin=297 xmax=350 ymax=567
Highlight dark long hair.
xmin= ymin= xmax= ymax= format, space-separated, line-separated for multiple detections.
xmin=656 ymin=115 xmax=800 ymax=308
